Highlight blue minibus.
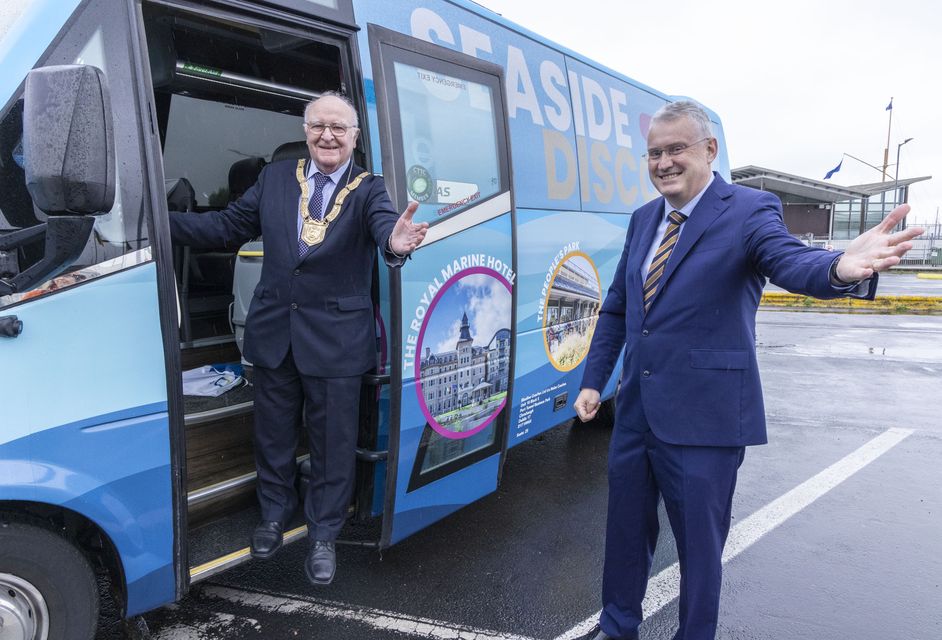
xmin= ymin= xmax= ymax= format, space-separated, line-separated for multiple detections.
xmin=0 ymin=1 xmax=730 ymax=637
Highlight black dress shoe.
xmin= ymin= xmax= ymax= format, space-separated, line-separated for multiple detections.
xmin=304 ymin=540 xmax=336 ymax=585
xmin=250 ymin=520 xmax=284 ymax=559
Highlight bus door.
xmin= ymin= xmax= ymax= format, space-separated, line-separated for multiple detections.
xmin=368 ymin=26 xmax=516 ymax=546
xmin=137 ymin=0 xmax=371 ymax=577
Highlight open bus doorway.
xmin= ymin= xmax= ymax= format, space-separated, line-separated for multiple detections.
xmin=140 ymin=1 xmax=379 ymax=580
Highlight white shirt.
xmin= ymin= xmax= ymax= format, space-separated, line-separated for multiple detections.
xmin=640 ymin=175 xmax=716 ymax=279
xmin=297 ymin=159 xmax=351 ymax=236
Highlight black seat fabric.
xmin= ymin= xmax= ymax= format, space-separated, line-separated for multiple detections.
xmin=228 ymin=156 xmax=266 ymax=202
xmin=271 ymin=140 xmax=308 ymax=163
xmin=166 ymin=175 xmax=232 ymax=341
xmin=165 ymin=177 xmax=196 ymax=212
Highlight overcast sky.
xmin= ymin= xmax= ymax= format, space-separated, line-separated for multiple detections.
xmin=479 ymin=0 xmax=941 ymax=226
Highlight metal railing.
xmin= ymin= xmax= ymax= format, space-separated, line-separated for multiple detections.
xmin=798 ymin=223 xmax=942 ymax=268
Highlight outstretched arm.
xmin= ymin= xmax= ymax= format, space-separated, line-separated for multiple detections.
xmin=835 ymin=204 xmax=924 ymax=282
xmin=388 ymin=201 xmax=429 ymax=256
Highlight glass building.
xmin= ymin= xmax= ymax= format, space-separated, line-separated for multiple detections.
xmin=732 ymin=166 xmax=930 ymax=240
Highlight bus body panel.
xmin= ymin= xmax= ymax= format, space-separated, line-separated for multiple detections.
xmin=357 ymin=0 xmax=715 ymax=214
xmin=391 ymin=212 xmax=514 ymax=543
xmin=352 ymin=0 xmax=712 ymax=449
xmin=0 ymin=263 xmax=175 ymax=615
xmin=509 ymin=209 xmax=630 ymax=445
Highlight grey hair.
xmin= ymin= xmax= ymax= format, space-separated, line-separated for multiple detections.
xmin=304 ymin=90 xmax=359 ymax=128
xmin=651 ymin=100 xmax=714 ymax=139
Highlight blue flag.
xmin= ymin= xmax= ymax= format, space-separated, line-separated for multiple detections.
xmin=886 ymin=98 xmax=893 ymax=111
xmin=824 ymin=159 xmax=842 ymax=180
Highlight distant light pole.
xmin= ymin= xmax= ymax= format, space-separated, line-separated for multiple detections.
xmin=893 ymin=137 xmax=914 ymax=207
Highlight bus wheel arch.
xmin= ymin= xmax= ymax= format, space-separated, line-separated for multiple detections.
xmin=0 ymin=504 xmax=127 ymax=634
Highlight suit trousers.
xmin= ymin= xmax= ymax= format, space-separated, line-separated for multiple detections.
xmin=602 ymin=424 xmax=745 ymax=640
xmin=252 ymin=347 xmax=361 ymax=541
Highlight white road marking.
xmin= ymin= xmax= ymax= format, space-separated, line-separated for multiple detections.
xmin=189 ymin=585 xmax=541 ymax=640
xmin=156 ymin=428 xmax=912 ymax=640
xmin=156 ymin=612 xmax=261 ymax=639
xmin=552 ymin=427 xmax=914 ymax=640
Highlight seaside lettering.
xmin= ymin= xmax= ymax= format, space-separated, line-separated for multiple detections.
xmin=410 ymin=8 xmax=659 ymax=207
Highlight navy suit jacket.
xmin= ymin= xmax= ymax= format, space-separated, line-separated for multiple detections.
xmin=581 ymin=174 xmax=876 ymax=447
xmin=170 ymin=161 xmax=402 ymax=377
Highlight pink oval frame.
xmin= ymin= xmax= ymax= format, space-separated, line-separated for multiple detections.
xmin=414 ymin=267 xmax=512 ymax=440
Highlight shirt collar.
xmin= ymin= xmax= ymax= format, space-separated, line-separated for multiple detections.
xmin=662 ymin=173 xmax=716 ymax=220
xmin=307 ymin=158 xmax=351 ymax=183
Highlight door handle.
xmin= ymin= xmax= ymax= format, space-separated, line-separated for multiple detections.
xmin=0 ymin=315 xmax=23 ymax=338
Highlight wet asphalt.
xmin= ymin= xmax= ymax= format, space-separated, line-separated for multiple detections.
xmin=96 ymin=308 xmax=942 ymax=640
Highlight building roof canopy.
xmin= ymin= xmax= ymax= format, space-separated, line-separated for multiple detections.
xmin=732 ymin=165 xmax=931 ymax=204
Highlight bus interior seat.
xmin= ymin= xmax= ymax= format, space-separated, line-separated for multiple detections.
xmin=271 ymin=140 xmax=308 ymax=163
xmin=165 ymin=176 xmax=196 ymax=212
xmin=186 ymin=156 xmax=267 ymax=302
xmin=228 ymin=156 xmax=267 ymax=201
xmin=179 ymin=156 xmax=269 ymax=342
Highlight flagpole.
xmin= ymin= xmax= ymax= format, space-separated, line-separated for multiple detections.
xmin=882 ymin=97 xmax=893 ymax=181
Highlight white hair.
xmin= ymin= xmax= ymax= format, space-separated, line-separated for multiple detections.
xmin=304 ymin=91 xmax=359 ymax=127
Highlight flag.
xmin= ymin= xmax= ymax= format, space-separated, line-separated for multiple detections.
xmin=886 ymin=98 xmax=893 ymax=111
xmin=824 ymin=159 xmax=842 ymax=180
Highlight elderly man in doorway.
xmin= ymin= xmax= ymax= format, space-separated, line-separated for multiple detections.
xmin=170 ymin=92 xmax=427 ymax=586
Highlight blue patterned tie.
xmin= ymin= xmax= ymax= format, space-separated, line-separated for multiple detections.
xmin=643 ymin=210 xmax=688 ymax=313
xmin=299 ymin=172 xmax=331 ymax=257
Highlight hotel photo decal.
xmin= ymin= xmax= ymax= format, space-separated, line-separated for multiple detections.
xmin=542 ymin=251 xmax=602 ymax=371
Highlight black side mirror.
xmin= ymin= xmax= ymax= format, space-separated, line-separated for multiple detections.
xmin=24 ymin=64 xmax=115 ymax=214
xmin=0 ymin=65 xmax=115 ymax=297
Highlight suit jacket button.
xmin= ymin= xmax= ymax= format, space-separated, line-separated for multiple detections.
xmin=291 ymin=303 xmax=298 ymax=310
xmin=642 ymin=329 xmax=649 ymax=336
xmin=294 ymin=269 xmax=301 ymax=276
xmin=642 ymin=370 xmax=650 ymax=377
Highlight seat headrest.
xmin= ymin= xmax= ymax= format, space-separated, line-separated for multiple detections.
xmin=228 ymin=156 xmax=266 ymax=201
xmin=271 ymin=140 xmax=308 ymax=163
xmin=165 ymin=177 xmax=196 ymax=212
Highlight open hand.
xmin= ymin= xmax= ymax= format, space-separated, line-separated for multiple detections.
xmin=836 ymin=204 xmax=924 ymax=281
xmin=389 ymin=201 xmax=429 ymax=255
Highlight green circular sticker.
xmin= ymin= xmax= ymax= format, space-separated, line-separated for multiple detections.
xmin=407 ymin=165 xmax=433 ymax=202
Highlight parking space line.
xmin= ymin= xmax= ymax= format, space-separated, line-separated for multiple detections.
xmin=155 ymin=611 xmax=261 ymax=639
xmin=191 ymin=585 xmax=541 ymax=640
xmin=553 ymin=427 xmax=914 ymax=640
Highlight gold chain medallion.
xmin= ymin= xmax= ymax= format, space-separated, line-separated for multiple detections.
xmin=296 ymin=159 xmax=370 ymax=248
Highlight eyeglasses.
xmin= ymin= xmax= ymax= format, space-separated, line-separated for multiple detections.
xmin=643 ymin=137 xmax=712 ymax=162
xmin=304 ymin=122 xmax=355 ymax=137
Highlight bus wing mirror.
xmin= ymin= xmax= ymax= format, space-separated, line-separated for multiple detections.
xmin=23 ymin=64 xmax=115 ymax=214
xmin=0 ymin=65 xmax=116 ymax=297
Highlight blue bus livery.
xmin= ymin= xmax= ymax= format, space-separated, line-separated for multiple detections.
xmin=0 ymin=1 xmax=729 ymax=637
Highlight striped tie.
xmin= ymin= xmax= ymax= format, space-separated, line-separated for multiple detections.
xmin=643 ymin=210 xmax=688 ymax=313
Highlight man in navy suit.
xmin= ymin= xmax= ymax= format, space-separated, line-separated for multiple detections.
xmin=170 ymin=93 xmax=427 ymax=586
xmin=574 ymin=100 xmax=922 ymax=639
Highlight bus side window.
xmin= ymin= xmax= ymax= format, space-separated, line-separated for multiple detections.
xmin=391 ymin=60 xmax=503 ymax=225
xmin=0 ymin=6 xmax=154 ymax=309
